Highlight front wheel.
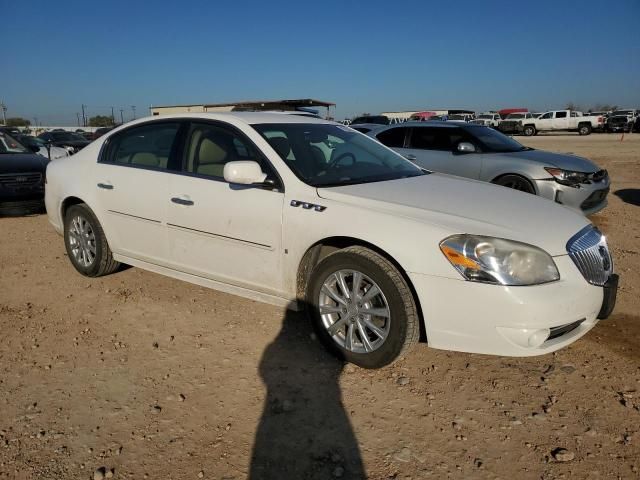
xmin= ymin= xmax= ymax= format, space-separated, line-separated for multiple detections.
xmin=523 ymin=125 xmax=536 ymax=136
xmin=64 ymin=204 xmax=120 ymax=277
xmin=493 ymin=174 xmax=536 ymax=194
xmin=307 ymin=246 xmax=419 ymax=369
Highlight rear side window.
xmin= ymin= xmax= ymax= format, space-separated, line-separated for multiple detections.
xmin=376 ymin=127 xmax=407 ymax=148
xmin=555 ymin=111 xmax=567 ymax=118
xmin=103 ymin=123 xmax=180 ymax=170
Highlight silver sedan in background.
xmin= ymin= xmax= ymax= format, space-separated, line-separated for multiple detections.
xmin=367 ymin=122 xmax=610 ymax=215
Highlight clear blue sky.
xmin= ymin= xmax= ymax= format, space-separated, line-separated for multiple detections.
xmin=3 ymin=0 xmax=640 ymax=124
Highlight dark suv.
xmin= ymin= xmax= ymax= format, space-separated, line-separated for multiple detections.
xmin=38 ymin=130 xmax=90 ymax=153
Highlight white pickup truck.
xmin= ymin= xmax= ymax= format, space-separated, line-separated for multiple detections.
xmin=521 ymin=110 xmax=601 ymax=136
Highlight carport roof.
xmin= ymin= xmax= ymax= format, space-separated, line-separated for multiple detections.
xmin=153 ymin=98 xmax=336 ymax=109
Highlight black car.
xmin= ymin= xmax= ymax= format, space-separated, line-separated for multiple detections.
xmin=38 ymin=130 xmax=90 ymax=153
xmin=0 ymin=133 xmax=49 ymax=214
xmin=0 ymin=126 xmax=22 ymax=136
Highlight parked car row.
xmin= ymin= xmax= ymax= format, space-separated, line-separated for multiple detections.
xmin=349 ymin=108 xmax=640 ymax=136
xmin=39 ymin=112 xmax=616 ymax=368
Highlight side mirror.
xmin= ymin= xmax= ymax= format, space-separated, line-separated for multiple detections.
xmin=457 ymin=142 xmax=476 ymax=153
xmin=29 ymin=144 xmax=40 ymax=153
xmin=223 ymin=161 xmax=267 ymax=185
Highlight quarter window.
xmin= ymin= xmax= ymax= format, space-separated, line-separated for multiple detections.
xmin=104 ymin=123 xmax=180 ymax=170
xmin=375 ymin=127 xmax=407 ymax=148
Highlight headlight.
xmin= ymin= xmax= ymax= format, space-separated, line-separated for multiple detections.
xmin=440 ymin=235 xmax=560 ymax=286
xmin=545 ymin=167 xmax=589 ymax=186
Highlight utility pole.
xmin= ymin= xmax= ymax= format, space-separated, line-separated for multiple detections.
xmin=76 ymin=113 xmax=80 ymax=126
xmin=111 ymin=106 xmax=115 ymax=125
xmin=131 ymin=105 xmax=136 ymax=120
xmin=0 ymin=100 xmax=7 ymax=125
xmin=120 ymin=109 xmax=124 ymax=124
xmin=81 ymin=104 xmax=87 ymax=127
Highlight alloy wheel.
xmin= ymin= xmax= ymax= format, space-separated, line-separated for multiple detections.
xmin=68 ymin=215 xmax=97 ymax=267
xmin=318 ymin=269 xmax=391 ymax=354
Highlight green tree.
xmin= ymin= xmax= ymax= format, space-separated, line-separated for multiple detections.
xmin=89 ymin=115 xmax=115 ymax=127
xmin=5 ymin=117 xmax=31 ymax=127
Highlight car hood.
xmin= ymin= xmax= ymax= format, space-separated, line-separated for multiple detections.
xmin=0 ymin=153 xmax=48 ymax=173
xmin=492 ymin=149 xmax=601 ymax=172
xmin=317 ymin=174 xmax=590 ymax=256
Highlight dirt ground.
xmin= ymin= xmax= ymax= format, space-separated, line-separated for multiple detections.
xmin=1 ymin=133 xmax=639 ymax=480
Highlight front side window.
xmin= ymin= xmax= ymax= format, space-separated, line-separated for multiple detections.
xmin=253 ymin=123 xmax=424 ymax=188
xmin=539 ymin=112 xmax=553 ymax=119
xmin=408 ymin=127 xmax=465 ymax=151
xmin=104 ymin=122 xmax=180 ymax=170
xmin=375 ymin=127 xmax=407 ymax=148
xmin=182 ymin=123 xmax=270 ymax=179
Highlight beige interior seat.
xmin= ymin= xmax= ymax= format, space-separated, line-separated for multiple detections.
xmin=195 ymin=133 xmax=236 ymax=177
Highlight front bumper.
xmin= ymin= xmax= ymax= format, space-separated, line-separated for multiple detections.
xmin=534 ymin=176 xmax=610 ymax=215
xmin=409 ymin=255 xmax=606 ymax=356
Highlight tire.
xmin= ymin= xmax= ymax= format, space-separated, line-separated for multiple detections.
xmin=64 ymin=204 xmax=120 ymax=277
xmin=306 ymin=246 xmax=419 ymax=369
xmin=578 ymin=124 xmax=592 ymax=136
xmin=493 ymin=174 xmax=536 ymax=194
xmin=523 ymin=125 xmax=536 ymax=136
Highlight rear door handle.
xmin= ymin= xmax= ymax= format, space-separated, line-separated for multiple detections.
xmin=97 ymin=182 xmax=113 ymax=190
xmin=171 ymin=197 xmax=194 ymax=206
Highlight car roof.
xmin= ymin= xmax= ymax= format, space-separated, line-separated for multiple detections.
xmin=383 ymin=121 xmax=480 ymax=129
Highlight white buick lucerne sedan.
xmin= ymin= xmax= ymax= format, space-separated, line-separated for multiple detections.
xmin=44 ymin=113 xmax=618 ymax=368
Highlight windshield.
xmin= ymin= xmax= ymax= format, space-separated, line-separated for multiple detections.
xmin=612 ymin=110 xmax=633 ymax=116
xmin=448 ymin=115 xmax=467 ymax=120
xmin=466 ymin=126 xmax=527 ymax=153
xmin=253 ymin=123 xmax=425 ymax=188
xmin=0 ymin=133 xmax=30 ymax=154
xmin=478 ymin=115 xmax=493 ymax=119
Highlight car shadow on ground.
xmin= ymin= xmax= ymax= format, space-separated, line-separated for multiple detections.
xmin=249 ymin=306 xmax=365 ymax=480
xmin=614 ymin=189 xmax=640 ymax=207
xmin=587 ymin=313 xmax=640 ymax=361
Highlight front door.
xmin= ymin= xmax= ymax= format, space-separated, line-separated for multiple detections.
xmin=165 ymin=121 xmax=285 ymax=294
xmin=94 ymin=121 xmax=182 ymax=264
xmin=400 ymin=126 xmax=482 ymax=179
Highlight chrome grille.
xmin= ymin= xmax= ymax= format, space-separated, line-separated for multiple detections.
xmin=566 ymin=226 xmax=613 ymax=286
xmin=0 ymin=172 xmax=42 ymax=188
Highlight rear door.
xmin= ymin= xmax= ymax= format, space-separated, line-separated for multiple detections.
xmin=165 ymin=121 xmax=285 ymax=294
xmin=552 ymin=111 xmax=570 ymax=130
xmin=94 ymin=121 xmax=182 ymax=264
xmin=400 ymin=126 xmax=482 ymax=179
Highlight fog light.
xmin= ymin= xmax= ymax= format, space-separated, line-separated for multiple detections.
xmin=497 ymin=326 xmax=551 ymax=348
xmin=528 ymin=328 xmax=550 ymax=347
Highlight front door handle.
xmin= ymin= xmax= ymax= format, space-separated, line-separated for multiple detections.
xmin=171 ymin=197 xmax=194 ymax=206
xmin=97 ymin=182 xmax=113 ymax=190
xmin=405 ymin=154 xmax=417 ymax=161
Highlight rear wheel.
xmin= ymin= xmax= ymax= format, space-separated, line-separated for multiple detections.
xmin=64 ymin=204 xmax=120 ymax=277
xmin=493 ymin=174 xmax=536 ymax=194
xmin=523 ymin=125 xmax=536 ymax=136
xmin=307 ymin=246 xmax=419 ymax=369
xmin=578 ymin=124 xmax=592 ymax=136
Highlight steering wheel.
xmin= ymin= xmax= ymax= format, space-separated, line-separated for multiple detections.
xmin=328 ymin=152 xmax=356 ymax=170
